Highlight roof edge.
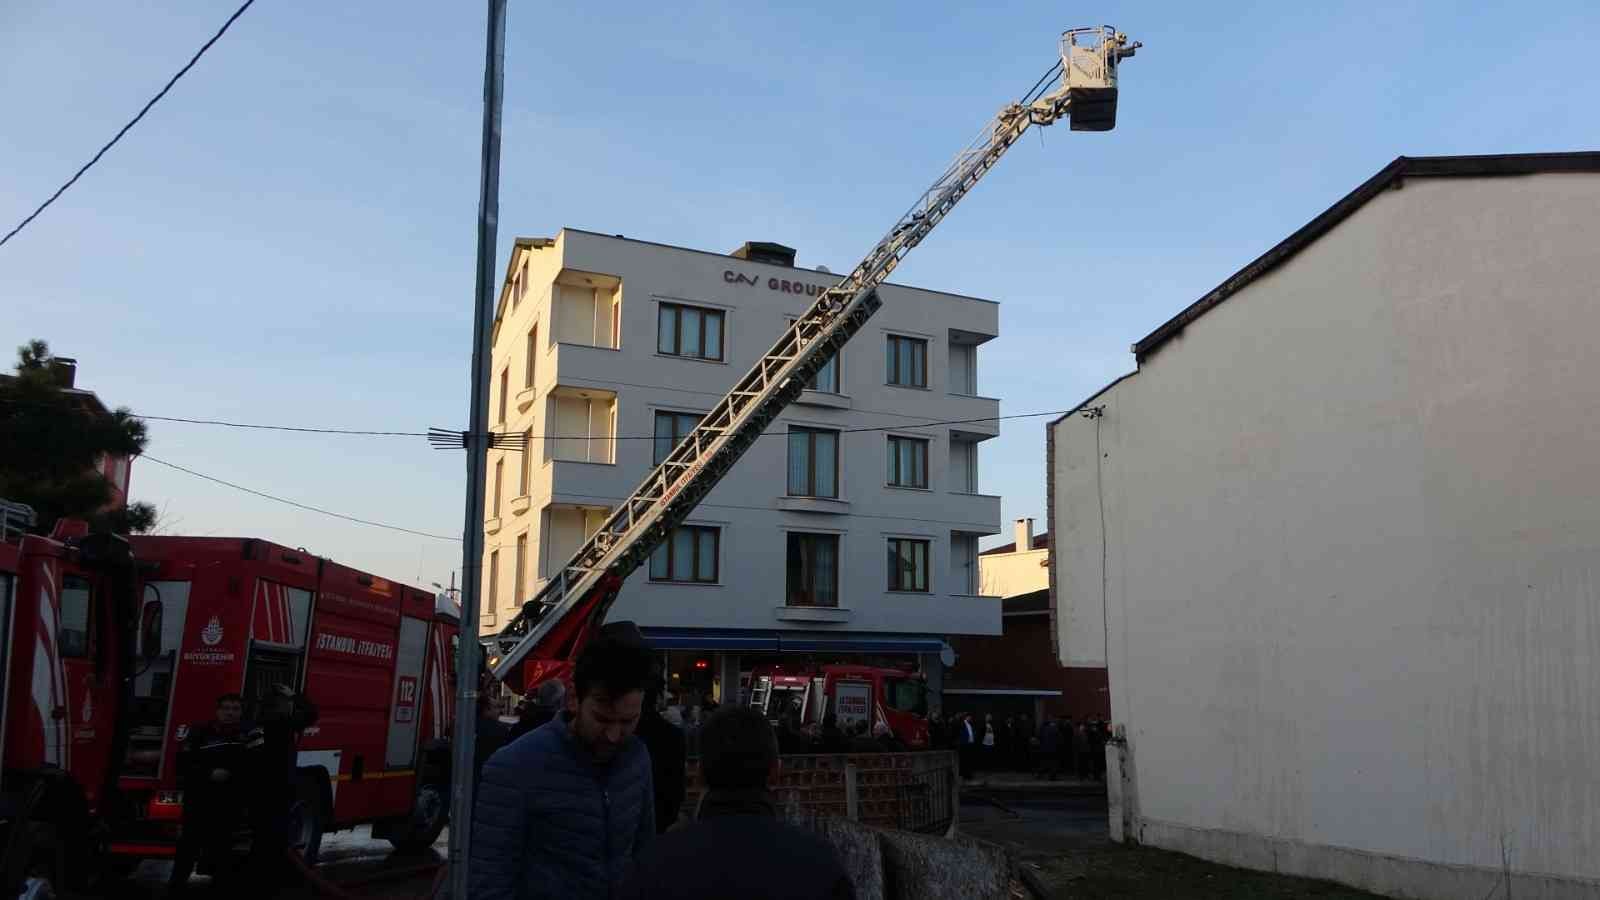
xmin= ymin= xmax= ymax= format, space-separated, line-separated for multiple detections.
xmin=1132 ymin=151 xmax=1600 ymax=362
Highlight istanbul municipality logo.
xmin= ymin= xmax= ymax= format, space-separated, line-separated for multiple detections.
xmin=201 ymin=616 xmax=224 ymax=646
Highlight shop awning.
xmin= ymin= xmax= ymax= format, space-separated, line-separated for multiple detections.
xmin=639 ymin=628 xmax=946 ymax=656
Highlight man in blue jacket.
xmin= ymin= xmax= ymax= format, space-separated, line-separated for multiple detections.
xmin=470 ymin=623 xmax=657 ymax=900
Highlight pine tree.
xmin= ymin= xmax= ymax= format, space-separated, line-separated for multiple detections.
xmin=0 ymin=339 xmax=156 ymax=534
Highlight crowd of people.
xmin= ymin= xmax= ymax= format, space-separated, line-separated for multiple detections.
xmin=471 ymin=623 xmax=855 ymax=900
xmin=928 ymin=710 xmax=1111 ymax=781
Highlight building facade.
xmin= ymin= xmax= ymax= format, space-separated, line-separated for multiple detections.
xmin=480 ymin=229 xmax=1002 ymax=705
xmin=945 ymin=518 xmax=1109 ymax=721
xmin=1050 ymin=154 xmax=1600 ymax=899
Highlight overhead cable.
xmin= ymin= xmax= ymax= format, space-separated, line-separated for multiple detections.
xmin=0 ymin=0 xmax=259 ymax=249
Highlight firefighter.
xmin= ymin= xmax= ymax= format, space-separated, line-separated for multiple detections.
xmin=169 ymin=692 xmax=253 ymax=895
xmin=247 ymin=684 xmax=318 ymax=897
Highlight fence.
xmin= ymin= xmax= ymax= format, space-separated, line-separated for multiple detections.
xmin=682 ymin=750 xmax=958 ymax=835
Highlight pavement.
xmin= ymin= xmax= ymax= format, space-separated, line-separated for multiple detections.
xmin=961 ymin=772 xmax=1107 ymax=794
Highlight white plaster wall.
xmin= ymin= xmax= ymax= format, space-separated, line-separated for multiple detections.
xmin=978 ymin=548 xmax=1049 ymax=598
xmin=1051 ymin=172 xmax=1600 ymax=894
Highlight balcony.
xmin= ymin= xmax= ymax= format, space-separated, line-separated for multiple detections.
xmin=545 ymin=386 xmax=617 ymax=466
xmin=774 ymin=605 xmax=854 ymax=624
xmin=774 ymin=496 xmax=850 ymax=515
xmin=509 ymin=495 xmax=532 ymax=516
xmin=515 ymin=387 xmax=538 ymax=413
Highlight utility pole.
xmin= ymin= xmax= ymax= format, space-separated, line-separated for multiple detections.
xmin=448 ymin=0 xmax=506 ymax=896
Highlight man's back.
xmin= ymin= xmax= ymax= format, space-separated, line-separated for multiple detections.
xmin=620 ymin=810 xmax=854 ymax=900
xmin=470 ymin=716 xmax=655 ymax=900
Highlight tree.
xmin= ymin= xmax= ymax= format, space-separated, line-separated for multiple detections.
xmin=0 ymin=340 xmax=157 ymax=534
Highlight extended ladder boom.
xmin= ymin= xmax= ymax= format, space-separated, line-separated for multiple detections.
xmin=492 ymin=26 xmax=1138 ymax=686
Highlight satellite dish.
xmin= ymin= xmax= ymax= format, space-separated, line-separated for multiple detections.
xmin=940 ymin=644 xmax=956 ymax=667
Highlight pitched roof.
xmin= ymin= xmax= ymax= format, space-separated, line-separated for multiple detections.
xmin=1133 ymin=152 xmax=1600 ymax=363
xmin=980 ymin=533 xmax=1049 ymax=556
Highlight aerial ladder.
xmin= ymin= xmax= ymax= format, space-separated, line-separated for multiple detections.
xmin=491 ymin=25 xmax=1140 ymax=690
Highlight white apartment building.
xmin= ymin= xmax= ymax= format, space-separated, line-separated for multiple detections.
xmin=479 ymin=229 xmax=1002 ymax=703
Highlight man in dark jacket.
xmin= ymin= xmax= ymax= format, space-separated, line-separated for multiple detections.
xmin=619 ymin=707 xmax=854 ymax=900
xmin=636 ymin=675 xmax=686 ymax=834
xmin=247 ymin=684 xmax=318 ymax=897
xmin=169 ymin=693 xmax=252 ymax=895
xmin=470 ymin=623 xmax=656 ymax=900
xmin=508 ymin=678 xmax=565 ymax=742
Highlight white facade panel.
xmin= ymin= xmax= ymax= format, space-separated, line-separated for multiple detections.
xmin=1050 ymin=170 xmax=1600 ymax=898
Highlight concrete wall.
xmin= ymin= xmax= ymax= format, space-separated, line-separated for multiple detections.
xmin=977 ymin=548 xmax=1048 ymax=598
xmin=1051 ymin=172 xmax=1600 ymax=898
xmin=481 ymin=230 xmax=1004 ymax=639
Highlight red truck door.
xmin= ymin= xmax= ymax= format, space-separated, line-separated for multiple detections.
xmin=383 ymin=616 xmax=429 ymax=769
xmin=57 ymin=567 xmax=119 ymax=811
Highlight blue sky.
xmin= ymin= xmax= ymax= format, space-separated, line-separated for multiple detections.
xmin=3 ymin=1 xmax=1596 ymax=587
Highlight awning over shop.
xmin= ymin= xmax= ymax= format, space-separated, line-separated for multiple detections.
xmin=639 ymin=627 xmax=946 ymax=656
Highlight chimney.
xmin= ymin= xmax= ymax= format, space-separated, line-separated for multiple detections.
xmin=1013 ymin=517 xmax=1034 ymax=552
xmin=730 ymin=241 xmax=797 ymax=267
xmin=49 ymin=357 xmax=78 ymax=389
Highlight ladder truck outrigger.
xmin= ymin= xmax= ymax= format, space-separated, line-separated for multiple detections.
xmin=491 ymin=25 xmax=1140 ymax=694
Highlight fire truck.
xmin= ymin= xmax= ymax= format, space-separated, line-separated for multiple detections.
xmin=0 ymin=504 xmax=457 ymax=893
xmin=746 ymin=664 xmax=931 ymax=748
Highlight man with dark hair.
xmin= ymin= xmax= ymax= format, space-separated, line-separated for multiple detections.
xmin=508 ymin=678 xmax=566 ymax=742
xmin=620 ymin=707 xmax=854 ymax=900
xmin=470 ymin=623 xmax=657 ymax=900
xmin=636 ymin=667 xmax=686 ymax=834
xmin=169 ymin=693 xmax=251 ymax=895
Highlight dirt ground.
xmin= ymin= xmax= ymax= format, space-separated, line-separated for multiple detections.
xmin=1020 ymin=842 xmax=1388 ymax=900
xmin=961 ymin=789 xmax=1387 ymax=900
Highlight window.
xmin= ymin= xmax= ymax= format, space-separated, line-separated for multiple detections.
xmin=786 ymin=533 xmax=839 ymax=607
xmin=492 ymin=459 xmax=503 ymax=517
xmin=887 ymin=538 xmax=930 ymax=592
xmin=884 ymin=677 xmax=928 ymax=716
xmin=654 ymin=411 xmax=703 ymax=465
xmin=513 ymin=534 xmax=527 ymax=608
xmin=790 ymin=318 xmax=841 ymax=393
xmin=649 ymin=526 xmax=719 ymax=583
xmin=787 ymin=427 xmax=838 ymax=498
xmin=525 ymin=325 xmax=537 ymax=388
xmin=60 ymin=575 xmax=93 ymax=658
xmin=498 ymin=368 xmax=509 ymax=423
xmin=887 ymin=436 xmax=929 ymax=488
xmin=948 ymin=341 xmax=976 ymax=395
xmin=487 ymin=551 xmax=500 ymax=611
xmin=658 ymin=303 xmax=724 ymax=361
xmin=516 ymin=261 xmax=528 ymax=303
xmin=808 ymin=351 xmax=840 ymax=393
xmin=519 ymin=429 xmax=533 ymax=494
xmin=886 ymin=335 xmax=927 ymax=388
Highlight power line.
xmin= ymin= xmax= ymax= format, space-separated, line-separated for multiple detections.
xmin=0 ymin=0 xmax=259 ymax=249
xmin=141 ymin=454 xmax=460 ymax=542
xmin=4 ymin=396 xmax=1071 ymax=440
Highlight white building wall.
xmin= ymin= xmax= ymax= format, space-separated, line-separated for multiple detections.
xmin=483 ymin=230 xmax=1003 ymax=641
xmin=1051 ymin=172 xmax=1600 ymax=899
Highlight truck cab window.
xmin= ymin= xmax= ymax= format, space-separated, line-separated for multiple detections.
xmin=59 ymin=575 xmax=93 ymax=658
xmin=884 ymin=678 xmax=926 ymax=716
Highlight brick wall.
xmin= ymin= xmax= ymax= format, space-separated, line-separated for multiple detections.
xmin=948 ymin=615 xmax=1109 ymax=719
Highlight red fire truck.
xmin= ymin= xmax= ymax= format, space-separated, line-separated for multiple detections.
xmin=746 ymin=663 xmax=931 ymax=749
xmin=0 ymin=509 xmax=457 ymax=892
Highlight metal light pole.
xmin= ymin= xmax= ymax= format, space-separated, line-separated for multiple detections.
xmin=448 ymin=0 xmax=506 ymax=896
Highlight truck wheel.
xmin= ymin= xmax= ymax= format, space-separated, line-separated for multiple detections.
xmin=287 ymin=775 xmax=326 ymax=867
xmin=386 ymin=783 xmax=447 ymax=855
